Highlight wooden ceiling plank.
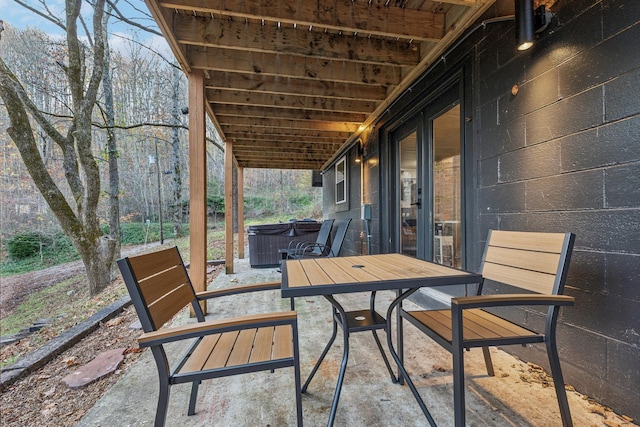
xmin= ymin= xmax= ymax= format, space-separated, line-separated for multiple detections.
xmin=222 ymin=125 xmax=352 ymax=139
xmin=218 ymin=118 xmax=359 ymax=133
xmin=225 ymin=133 xmax=343 ymax=144
xmin=237 ymin=160 xmax=326 ymax=170
xmin=158 ymin=0 xmax=445 ymax=41
xmin=187 ymin=46 xmax=405 ymax=86
xmin=212 ymin=104 xmax=365 ymax=124
xmin=234 ymin=149 xmax=338 ymax=157
xmin=233 ymin=151 xmax=335 ymax=160
xmin=171 ymin=14 xmax=420 ymax=66
xmin=234 ymin=145 xmax=336 ymax=155
xmin=204 ymin=72 xmax=388 ymax=102
xmin=207 ymin=89 xmax=376 ymax=114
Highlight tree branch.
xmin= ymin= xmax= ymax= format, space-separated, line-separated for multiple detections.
xmin=12 ymin=0 xmax=66 ymax=31
xmin=105 ymin=0 xmax=162 ymax=36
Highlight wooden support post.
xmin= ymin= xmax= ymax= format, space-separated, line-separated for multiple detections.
xmin=225 ymin=140 xmax=234 ymax=274
xmin=238 ymin=166 xmax=245 ymax=259
xmin=188 ymin=70 xmax=207 ymax=314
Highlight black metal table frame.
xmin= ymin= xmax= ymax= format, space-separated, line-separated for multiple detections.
xmin=281 ymin=256 xmax=482 ymax=427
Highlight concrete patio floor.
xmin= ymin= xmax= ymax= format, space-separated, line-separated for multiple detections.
xmin=78 ymin=257 xmax=633 ymax=427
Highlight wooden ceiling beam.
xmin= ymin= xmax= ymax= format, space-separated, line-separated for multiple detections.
xmin=212 ymin=104 xmax=365 ymax=124
xmin=227 ymin=133 xmax=343 ymax=144
xmin=207 ymin=89 xmax=376 ymax=114
xmin=159 ymin=0 xmax=445 ymax=41
xmin=205 ymin=72 xmax=388 ymax=102
xmin=232 ymin=140 xmax=341 ymax=151
xmin=171 ymin=14 xmax=420 ymax=66
xmin=187 ymin=46 xmax=405 ymax=86
xmin=222 ymin=125 xmax=352 ymax=140
xmin=237 ymin=159 xmax=326 ymax=170
xmin=218 ymin=117 xmax=358 ymax=133
xmin=234 ymin=150 xmax=335 ymax=160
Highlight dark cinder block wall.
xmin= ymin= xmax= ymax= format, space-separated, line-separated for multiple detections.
xmin=323 ymin=0 xmax=639 ymax=418
xmin=474 ymin=0 xmax=639 ymax=419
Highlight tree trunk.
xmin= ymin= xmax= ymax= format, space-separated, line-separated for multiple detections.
xmin=80 ymin=236 xmax=118 ymax=296
xmin=102 ymin=17 xmax=121 ymax=262
xmin=170 ymin=65 xmax=184 ymax=238
xmin=0 ymin=0 xmax=116 ymax=297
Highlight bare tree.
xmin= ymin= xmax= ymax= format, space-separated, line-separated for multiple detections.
xmin=101 ymin=1 xmax=121 ymax=260
xmin=170 ymin=65 xmax=184 ymax=237
xmin=0 ymin=0 xmax=116 ymax=296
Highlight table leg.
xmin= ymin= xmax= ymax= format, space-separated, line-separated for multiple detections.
xmin=301 ymin=295 xmax=351 ymax=427
xmin=302 ymin=307 xmax=339 ymax=393
xmin=386 ymin=288 xmax=437 ymax=427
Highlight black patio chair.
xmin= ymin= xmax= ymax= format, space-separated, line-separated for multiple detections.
xmin=117 ymin=247 xmax=303 ymax=427
xmin=293 ymin=218 xmax=351 ymax=259
xmin=396 ymin=230 xmax=576 ymax=427
xmin=279 ymin=218 xmax=334 ymax=260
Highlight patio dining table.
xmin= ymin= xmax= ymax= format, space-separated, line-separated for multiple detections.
xmin=281 ymin=253 xmax=482 ymax=426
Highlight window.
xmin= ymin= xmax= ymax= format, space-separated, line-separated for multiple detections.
xmin=335 ymin=156 xmax=346 ymax=204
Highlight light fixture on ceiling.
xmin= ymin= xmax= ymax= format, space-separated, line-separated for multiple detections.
xmin=516 ymin=0 xmax=535 ymax=50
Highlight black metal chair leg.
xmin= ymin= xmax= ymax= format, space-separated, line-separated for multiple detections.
xmin=547 ymin=337 xmax=573 ymax=427
xmin=155 ymin=379 xmax=170 ymax=427
xmin=188 ymin=380 xmax=200 ymax=415
xmin=452 ymin=346 xmax=465 ymax=427
xmin=482 ymin=346 xmax=494 ymax=376
xmin=292 ymin=319 xmax=304 ymax=427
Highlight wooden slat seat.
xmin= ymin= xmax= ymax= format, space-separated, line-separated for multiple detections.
xmin=399 ymin=230 xmax=576 ymax=427
xmin=408 ymin=308 xmax=541 ymax=345
xmin=117 ymin=247 xmax=303 ymax=427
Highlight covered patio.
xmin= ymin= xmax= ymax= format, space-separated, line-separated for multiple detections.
xmin=135 ymin=0 xmax=640 ymax=424
xmin=78 ymin=255 xmax=630 ymax=426
xmin=144 ymin=0 xmax=498 ymax=290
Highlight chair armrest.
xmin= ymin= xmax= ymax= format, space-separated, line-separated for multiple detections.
xmin=196 ymin=281 xmax=281 ymax=299
xmin=297 ymin=243 xmax=332 ymax=257
xmin=451 ymin=294 xmax=575 ymax=309
xmin=138 ymin=310 xmax=297 ymax=347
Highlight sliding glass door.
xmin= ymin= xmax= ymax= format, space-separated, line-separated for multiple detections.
xmin=392 ymin=87 xmax=464 ymax=268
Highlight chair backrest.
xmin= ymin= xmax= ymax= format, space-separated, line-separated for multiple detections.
xmin=309 ymin=219 xmax=334 ymax=255
xmin=328 ymin=218 xmax=352 ymax=257
xmin=117 ymin=247 xmax=202 ymax=333
xmin=480 ymin=230 xmax=575 ymax=295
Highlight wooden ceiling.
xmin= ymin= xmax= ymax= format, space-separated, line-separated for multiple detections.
xmin=145 ymin=0 xmax=495 ymax=170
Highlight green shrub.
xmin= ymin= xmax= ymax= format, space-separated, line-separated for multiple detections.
xmin=120 ymin=222 xmax=189 ymax=245
xmin=2 ymin=232 xmax=79 ymax=275
xmin=6 ymin=232 xmax=54 ymax=259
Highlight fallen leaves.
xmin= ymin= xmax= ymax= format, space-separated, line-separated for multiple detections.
xmin=105 ymin=317 xmax=124 ymax=327
xmin=63 ymin=356 xmax=79 ymax=367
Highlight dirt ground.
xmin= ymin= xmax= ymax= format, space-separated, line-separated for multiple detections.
xmin=0 ymin=260 xmax=86 ymax=319
xmin=0 ymin=248 xmax=223 ymax=427
xmin=0 ymin=303 xmax=143 ymax=426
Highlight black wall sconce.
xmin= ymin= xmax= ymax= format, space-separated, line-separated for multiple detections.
xmin=516 ymin=0 xmax=551 ymax=50
xmin=354 ymin=138 xmax=364 ymax=164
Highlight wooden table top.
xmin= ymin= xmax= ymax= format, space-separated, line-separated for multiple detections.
xmin=281 ymin=253 xmax=482 ymax=298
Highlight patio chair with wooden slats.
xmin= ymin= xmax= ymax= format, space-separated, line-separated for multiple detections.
xmin=117 ymin=247 xmax=303 ymax=427
xmin=396 ymin=230 xmax=576 ymax=427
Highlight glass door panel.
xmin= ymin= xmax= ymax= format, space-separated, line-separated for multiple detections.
xmin=399 ymin=131 xmax=418 ymax=257
xmin=432 ymin=104 xmax=461 ymax=268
